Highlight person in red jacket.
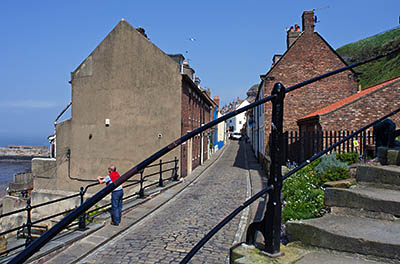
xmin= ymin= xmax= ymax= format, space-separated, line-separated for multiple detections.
xmin=97 ymin=165 xmax=123 ymax=225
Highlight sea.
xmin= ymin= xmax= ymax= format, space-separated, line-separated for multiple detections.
xmin=0 ymin=160 xmax=31 ymax=198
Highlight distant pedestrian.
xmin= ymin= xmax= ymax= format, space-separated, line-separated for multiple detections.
xmin=97 ymin=165 xmax=123 ymax=226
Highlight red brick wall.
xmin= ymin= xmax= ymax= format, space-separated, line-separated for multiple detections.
xmin=180 ymin=77 xmax=212 ymax=176
xmin=263 ymin=32 xmax=358 ymax=139
xmin=319 ymin=80 xmax=400 ymax=130
xmin=181 ymin=83 xmax=190 ymax=177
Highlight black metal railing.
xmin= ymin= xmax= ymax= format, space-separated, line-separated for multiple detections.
xmin=181 ymin=105 xmax=400 ymax=263
xmin=8 ymin=46 xmax=400 ymax=264
xmin=1 ymin=158 xmax=178 ymax=258
xmin=284 ymin=129 xmax=376 ymax=164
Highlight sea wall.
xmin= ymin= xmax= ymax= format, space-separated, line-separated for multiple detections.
xmin=0 ymin=146 xmax=49 ymax=160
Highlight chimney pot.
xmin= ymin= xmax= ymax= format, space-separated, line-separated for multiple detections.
xmin=287 ymin=28 xmax=301 ymax=49
xmin=136 ymin=27 xmax=148 ymax=39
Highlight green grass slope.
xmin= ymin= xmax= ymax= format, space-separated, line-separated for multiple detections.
xmin=336 ymin=27 xmax=400 ymax=88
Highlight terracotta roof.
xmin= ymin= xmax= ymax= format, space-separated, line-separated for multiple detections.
xmin=300 ymin=76 xmax=400 ymax=120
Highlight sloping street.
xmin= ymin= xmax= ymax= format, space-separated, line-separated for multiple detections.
xmin=79 ymin=141 xmax=252 ymax=264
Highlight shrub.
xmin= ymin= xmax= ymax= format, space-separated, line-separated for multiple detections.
xmin=282 ymin=154 xmax=350 ymax=223
xmin=336 ymin=152 xmax=359 ymax=165
xmin=282 ymin=166 xmax=325 ymax=222
xmin=314 ymin=154 xmax=348 ymax=175
xmin=319 ymin=167 xmax=349 ymax=183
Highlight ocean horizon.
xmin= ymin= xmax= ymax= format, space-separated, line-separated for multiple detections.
xmin=0 ymin=136 xmax=49 ymax=148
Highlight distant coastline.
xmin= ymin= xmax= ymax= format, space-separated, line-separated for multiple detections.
xmin=0 ymin=145 xmax=50 ymax=161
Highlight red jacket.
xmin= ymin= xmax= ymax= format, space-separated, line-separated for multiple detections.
xmin=109 ymin=171 xmax=120 ymax=182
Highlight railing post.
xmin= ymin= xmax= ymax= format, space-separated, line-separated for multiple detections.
xmin=78 ymin=187 xmax=86 ymax=230
xmin=173 ymin=156 xmax=179 ymax=181
xmin=25 ymin=197 xmax=33 ymax=247
xmin=159 ymin=159 xmax=164 ymax=187
xmin=139 ymin=169 xmax=145 ymax=198
xmin=263 ymin=82 xmax=285 ymax=256
xmin=246 ymin=83 xmax=285 ymax=256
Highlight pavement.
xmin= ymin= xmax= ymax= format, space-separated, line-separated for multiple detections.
xmin=25 ymin=139 xmax=267 ymax=264
xmin=76 ymin=140 xmax=257 ymax=264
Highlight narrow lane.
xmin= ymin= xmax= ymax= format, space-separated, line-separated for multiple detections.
xmin=80 ymin=141 xmax=249 ymax=264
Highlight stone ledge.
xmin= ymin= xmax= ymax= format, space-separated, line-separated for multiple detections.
xmin=230 ymin=242 xmax=307 ymax=264
xmin=323 ymin=178 xmax=356 ymax=188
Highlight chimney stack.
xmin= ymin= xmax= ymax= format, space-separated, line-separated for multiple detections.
xmin=286 ymin=24 xmax=301 ymax=49
xmin=213 ymin=96 xmax=220 ymax=107
xmin=182 ymin=60 xmax=195 ymax=80
xmin=136 ymin=27 xmax=148 ymax=39
xmin=302 ymin=10 xmax=315 ymax=33
xmin=194 ymin=76 xmax=201 ymax=87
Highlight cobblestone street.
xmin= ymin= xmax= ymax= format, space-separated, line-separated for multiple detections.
xmin=80 ymin=141 xmax=250 ymax=264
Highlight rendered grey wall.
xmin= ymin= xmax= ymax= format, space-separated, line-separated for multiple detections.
xmin=54 ymin=20 xmax=181 ymax=192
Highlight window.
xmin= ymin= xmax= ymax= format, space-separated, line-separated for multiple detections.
xmin=239 ymin=121 xmax=242 ymax=124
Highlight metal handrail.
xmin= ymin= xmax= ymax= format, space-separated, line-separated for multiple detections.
xmin=180 ymin=185 xmax=274 ymax=263
xmin=181 ymin=105 xmax=400 ymax=263
xmin=1 ymin=158 xmax=177 ymax=221
xmin=283 ymin=106 xmax=400 ymax=181
xmin=8 ymin=46 xmax=400 ymax=263
xmin=2 ymin=158 xmax=178 ymax=261
xmin=30 ymin=193 xmax=80 ymax=210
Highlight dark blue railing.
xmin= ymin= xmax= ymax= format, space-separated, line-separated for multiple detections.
xmin=8 ymin=46 xmax=400 ymax=263
xmin=1 ymin=158 xmax=178 ymax=259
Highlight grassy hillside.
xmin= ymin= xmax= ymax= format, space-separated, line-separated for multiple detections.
xmin=336 ymin=27 xmax=400 ymax=88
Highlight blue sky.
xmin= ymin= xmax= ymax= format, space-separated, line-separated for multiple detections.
xmin=1 ymin=0 xmax=399 ymax=146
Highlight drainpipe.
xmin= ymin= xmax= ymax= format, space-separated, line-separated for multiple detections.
xmin=53 ymin=101 xmax=72 ymax=158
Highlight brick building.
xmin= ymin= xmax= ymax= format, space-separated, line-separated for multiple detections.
xmin=298 ymin=76 xmax=400 ymax=132
xmin=179 ymin=59 xmax=214 ymax=177
xmin=253 ymin=10 xmax=358 ymax=159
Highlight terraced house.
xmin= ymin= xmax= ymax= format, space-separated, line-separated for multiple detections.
xmin=252 ymin=10 xmax=358 ymax=164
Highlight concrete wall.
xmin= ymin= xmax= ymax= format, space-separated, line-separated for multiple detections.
xmin=48 ymin=20 xmax=181 ymax=192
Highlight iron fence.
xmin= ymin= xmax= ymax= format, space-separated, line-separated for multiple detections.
xmin=284 ymin=130 xmax=375 ymax=163
xmin=0 ymin=158 xmax=178 ymax=258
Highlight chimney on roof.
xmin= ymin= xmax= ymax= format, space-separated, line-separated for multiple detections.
xmin=302 ymin=10 xmax=315 ymax=33
xmin=194 ymin=76 xmax=201 ymax=87
xmin=183 ymin=60 xmax=195 ymax=80
xmin=136 ymin=27 xmax=148 ymax=39
xmin=214 ymin=96 xmax=220 ymax=107
xmin=287 ymin=25 xmax=301 ymax=49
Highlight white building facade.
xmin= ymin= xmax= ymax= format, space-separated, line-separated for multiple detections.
xmin=226 ymin=100 xmax=249 ymax=133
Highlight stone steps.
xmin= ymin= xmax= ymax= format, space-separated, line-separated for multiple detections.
xmin=325 ymin=186 xmax=400 ymax=217
xmin=357 ymin=165 xmax=400 ymax=188
xmin=286 ymin=214 xmax=400 ymax=260
xmin=286 ymin=164 xmax=400 ymax=260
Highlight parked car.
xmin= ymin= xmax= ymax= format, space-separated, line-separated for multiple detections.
xmin=230 ymin=132 xmax=242 ymax=140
